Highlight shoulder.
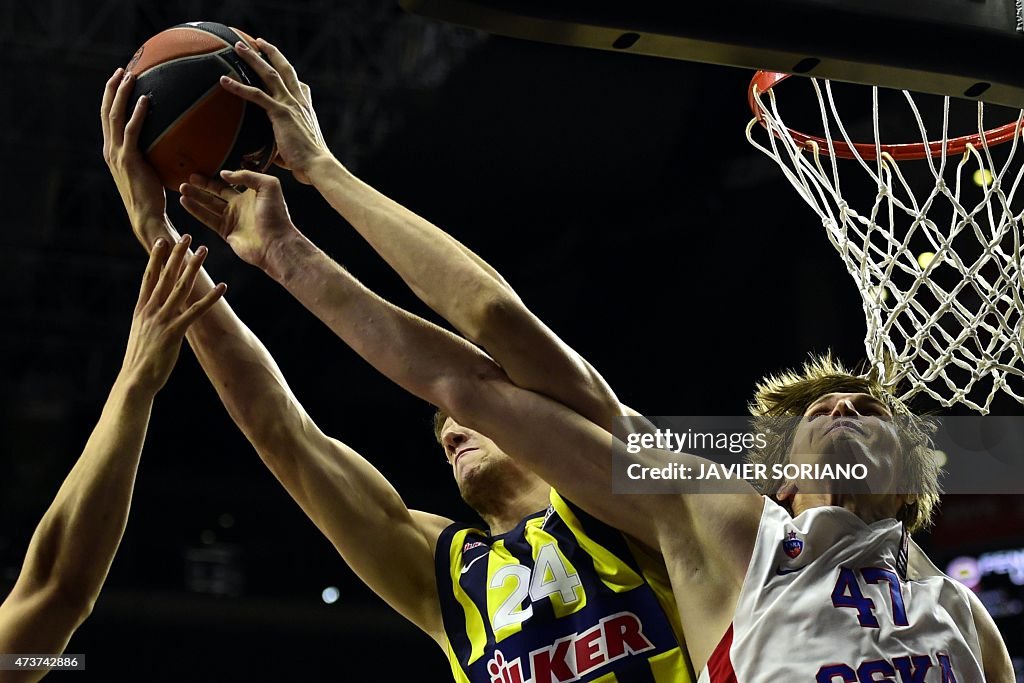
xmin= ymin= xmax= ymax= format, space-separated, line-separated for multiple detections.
xmin=409 ymin=510 xmax=460 ymax=553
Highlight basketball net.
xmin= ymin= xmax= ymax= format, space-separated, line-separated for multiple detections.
xmin=747 ymin=73 xmax=1024 ymax=414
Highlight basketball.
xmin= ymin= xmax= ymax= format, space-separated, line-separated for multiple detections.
xmin=124 ymin=22 xmax=276 ymax=191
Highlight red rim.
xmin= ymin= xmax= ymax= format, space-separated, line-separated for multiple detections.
xmin=748 ymin=71 xmax=1023 ymax=161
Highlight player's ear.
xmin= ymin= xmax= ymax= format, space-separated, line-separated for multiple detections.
xmin=776 ymin=481 xmax=797 ymax=502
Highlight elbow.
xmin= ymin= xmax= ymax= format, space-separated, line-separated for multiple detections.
xmin=64 ymin=589 xmax=96 ymax=627
xmin=432 ymin=362 xmax=510 ymax=435
xmin=461 ymin=291 xmax=526 ymax=348
xmin=42 ymin=576 xmax=98 ymax=630
xmin=16 ymin=521 xmax=99 ymax=632
xmin=228 ymin=386 xmax=309 ymax=457
xmin=245 ymin=412 xmax=296 ymax=455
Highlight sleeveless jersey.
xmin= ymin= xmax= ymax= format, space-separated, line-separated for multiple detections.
xmin=436 ymin=489 xmax=692 ymax=683
xmin=700 ymin=497 xmax=986 ymax=682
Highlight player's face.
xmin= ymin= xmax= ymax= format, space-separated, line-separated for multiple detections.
xmin=787 ymin=392 xmax=903 ymax=494
xmin=440 ymin=417 xmax=514 ymax=486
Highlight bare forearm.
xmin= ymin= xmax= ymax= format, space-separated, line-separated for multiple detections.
xmin=263 ymin=230 xmax=498 ymax=407
xmin=260 ymin=226 xmax=665 ymax=546
xmin=131 ymin=217 xmax=304 ymax=447
xmin=21 ymin=374 xmax=152 ymax=610
xmin=125 ymin=218 xmax=447 ymax=639
xmin=307 ymin=157 xmax=516 ymax=340
xmin=129 ymin=220 xmax=419 ymax=539
xmin=306 ymin=158 xmax=625 ymax=430
xmin=130 ymin=219 xmax=426 ymax=525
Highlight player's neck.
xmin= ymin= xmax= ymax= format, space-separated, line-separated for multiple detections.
xmin=790 ymin=492 xmax=903 ymax=525
xmin=480 ymin=482 xmax=551 ymax=535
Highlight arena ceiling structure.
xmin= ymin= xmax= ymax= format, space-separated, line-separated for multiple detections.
xmin=2 ymin=0 xmax=1022 ymax=679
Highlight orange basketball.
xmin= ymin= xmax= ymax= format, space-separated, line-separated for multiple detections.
xmin=125 ymin=22 xmax=276 ymax=191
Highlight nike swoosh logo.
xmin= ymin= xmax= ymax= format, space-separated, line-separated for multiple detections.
xmin=461 ymin=553 xmax=489 ymax=575
xmin=775 ymin=565 xmax=808 ymax=575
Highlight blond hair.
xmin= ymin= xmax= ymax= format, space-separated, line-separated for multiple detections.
xmin=746 ymin=352 xmax=940 ymax=532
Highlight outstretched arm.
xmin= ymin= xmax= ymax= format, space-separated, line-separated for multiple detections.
xmin=0 ymin=240 xmax=223 ymax=679
xmin=175 ymin=169 xmax=700 ymax=551
xmin=101 ymin=69 xmax=448 ymax=646
xmin=208 ymin=38 xmax=627 ymax=431
xmin=179 ymin=167 xmax=767 ymax=666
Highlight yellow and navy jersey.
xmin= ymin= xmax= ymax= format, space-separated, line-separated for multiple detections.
xmin=435 ymin=489 xmax=692 ymax=683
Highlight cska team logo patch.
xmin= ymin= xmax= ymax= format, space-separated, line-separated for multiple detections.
xmin=782 ymin=530 xmax=804 ymax=559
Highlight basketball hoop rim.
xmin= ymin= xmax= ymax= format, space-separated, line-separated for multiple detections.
xmin=748 ymin=70 xmax=1023 ymax=161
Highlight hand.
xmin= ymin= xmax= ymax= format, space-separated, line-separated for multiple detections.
xmin=220 ymin=38 xmax=330 ymax=184
xmin=101 ymin=68 xmax=166 ymax=230
xmin=120 ymin=236 xmax=226 ymax=393
xmin=179 ymin=170 xmax=298 ymax=270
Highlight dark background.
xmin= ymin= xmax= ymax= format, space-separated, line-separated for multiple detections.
xmin=1 ymin=1 xmax=1022 ymax=680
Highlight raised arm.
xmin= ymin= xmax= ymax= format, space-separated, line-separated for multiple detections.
xmin=101 ymin=69 xmax=448 ymax=645
xmin=0 ymin=240 xmax=223 ymax=679
xmin=176 ymin=166 xmax=728 ymax=549
xmin=208 ymin=38 xmax=627 ymax=431
xmin=177 ymin=161 xmax=772 ymax=670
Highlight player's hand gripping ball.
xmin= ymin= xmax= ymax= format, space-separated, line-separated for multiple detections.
xmin=124 ymin=22 xmax=277 ymax=191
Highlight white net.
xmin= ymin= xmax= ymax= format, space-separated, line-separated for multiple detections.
xmin=747 ymin=76 xmax=1024 ymax=413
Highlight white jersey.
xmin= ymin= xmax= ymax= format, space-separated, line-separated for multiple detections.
xmin=699 ymin=497 xmax=985 ymax=682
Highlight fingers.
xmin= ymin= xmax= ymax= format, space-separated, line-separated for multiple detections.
xmin=136 ymin=238 xmax=169 ymax=310
xmin=231 ymin=39 xmax=287 ymax=97
xmin=176 ymin=282 xmax=227 ymax=330
xmin=218 ymin=74 xmax=279 ymax=112
xmin=179 ymin=178 xmax=232 ymax=236
xmin=100 ymin=68 xmax=124 ymax=148
xmin=188 ymin=173 xmax=236 ymax=201
xmin=180 ymin=180 xmax=229 ymax=212
xmin=219 ymin=168 xmax=278 ymax=192
xmin=133 ymin=235 xmax=224 ymax=343
xmin=109 ymin=71 xmax=136 ymax=147
xmin=165 ymin=244 xmax=209 ymax=311
xmin=254 ymin=38 xmax=303 ymax=101
xmin=123 ymin=94 xmax=149 ymax=149
xmin=150 ymin=235 xmax=191 ymax=306
xmin=179 ymin=194 xmax=227 ymax=236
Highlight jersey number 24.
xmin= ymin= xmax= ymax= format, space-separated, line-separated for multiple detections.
xmin=491 ymin=542 xmax=583 ymax=630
